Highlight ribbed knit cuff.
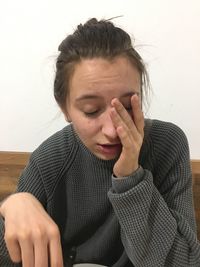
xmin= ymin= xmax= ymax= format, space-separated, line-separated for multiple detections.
xmin=111 ymin=166 xmax=144 ymax=193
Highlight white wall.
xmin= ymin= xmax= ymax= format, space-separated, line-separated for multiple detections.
xmin=0 ymin=0 xmax=200 ymax=158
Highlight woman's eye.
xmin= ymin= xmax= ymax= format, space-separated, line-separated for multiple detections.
xmin=84 ymin=110 xmax=99 ymax=117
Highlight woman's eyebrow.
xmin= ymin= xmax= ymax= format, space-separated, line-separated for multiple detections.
xmin=120 ymin=91 xmax=140 ymax=98
xmin=75 ymin=94 xmax=102 ymax=102
xmin=75 ymin=91 xmax=140 ymax=102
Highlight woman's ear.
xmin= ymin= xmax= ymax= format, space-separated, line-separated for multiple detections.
xmin=63 ymin=112 xmax=72 ymax=122
xmin=61 ymin=106 xmax=72 ymax=122
xmin=65 ymin=115 xmax=72 ymax=122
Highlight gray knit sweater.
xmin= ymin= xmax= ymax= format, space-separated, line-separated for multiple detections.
xmin=0 ymin=119 xmax=200 ymax=266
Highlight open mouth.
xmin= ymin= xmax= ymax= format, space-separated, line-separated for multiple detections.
xmin=97 ymin=143 xmax=122 ymax=155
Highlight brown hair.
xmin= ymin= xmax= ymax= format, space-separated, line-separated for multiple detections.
xmin=54 ymin=18 xmax=150 ymax=111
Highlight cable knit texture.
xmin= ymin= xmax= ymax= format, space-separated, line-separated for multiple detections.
xmin=0 ymin=119 xmax=200 ymax=267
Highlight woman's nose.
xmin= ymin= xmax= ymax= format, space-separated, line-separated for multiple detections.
xmin=101 ymin=113 xmax=118 ymax=140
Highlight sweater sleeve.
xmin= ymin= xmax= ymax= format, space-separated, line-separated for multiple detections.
xmin=108 ymin=122 xmax=200 ymax=267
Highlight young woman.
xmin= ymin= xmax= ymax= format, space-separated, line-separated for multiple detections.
xmin=0 ymin=18 xmax=200 ymax=267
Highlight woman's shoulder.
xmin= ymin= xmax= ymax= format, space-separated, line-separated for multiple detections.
xmin=145 ymin=119 xmax=188 ymax=143
xmin=144 ymin=119 xmax=189 ymax=158
xmin=30 ymin=124 xmax=78 ymax=167
xmin=142 ymin=119 xmax=191 ymax=180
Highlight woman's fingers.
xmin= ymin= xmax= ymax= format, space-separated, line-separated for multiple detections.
xmin=6 ymin=226 xmax=62 ymax=267
xmin=34 ymin=236 xmax=48 ymax=267
xmin=110 ymin=96 xmax=144 ymax=177
xmin=4 ymin=233 xmax=22 ymax=263
xmin=110 ymin=97 xmax=143 ymax=143
xmin=131 ymin=94 xmax=144 ymax=135
xmin=2 ymin=193 xmax=64 ymax=267
xmin=20 ymin=238 xmax=35 ymax=267
xmin=49 ymin=227 xmax=64 ymax=267
xmin=110 ymin=108 xmax=132 ymax=149
xmin=111 ymin=98 xmax=136 ymax=134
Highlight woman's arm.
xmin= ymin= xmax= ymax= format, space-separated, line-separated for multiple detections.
xmin=0 ymin=155 xmax=64 ymax=267
xmin=108 ymin=123 xmax=200 ymax=266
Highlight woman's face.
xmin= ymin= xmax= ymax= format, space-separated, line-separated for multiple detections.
xmin=65 ymin=56 xmax=141 ymax=160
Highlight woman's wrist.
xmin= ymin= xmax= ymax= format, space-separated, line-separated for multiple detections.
xmin=0 ymin=194 xmax=13 ymax=218
xmin=0 ymin=193 xmax=33 ymax=218
xmin=113 ymin=163 xmax=139 ymax=178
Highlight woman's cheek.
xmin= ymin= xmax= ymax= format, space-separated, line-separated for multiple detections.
xmin=75 ymin=118 xmax=99 ymax=138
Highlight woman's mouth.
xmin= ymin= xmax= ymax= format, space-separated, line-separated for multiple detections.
xmin=97 ymin=143 xmax=122 ymax=156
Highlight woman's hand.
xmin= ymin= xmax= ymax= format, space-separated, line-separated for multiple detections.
xmin=0 ymin=192 xmax=63 ymax=267
xmin=110 ymin=94 xmax=144 ymax=177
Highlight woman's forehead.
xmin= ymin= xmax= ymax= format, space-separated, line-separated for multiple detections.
xmin=69 ymin=57 xmax=141 ymax=98
xmin=72 ymin=56 xmax=140 ymax=77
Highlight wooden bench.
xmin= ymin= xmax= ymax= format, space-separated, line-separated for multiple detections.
xmin=0 ymin=151 xmax=200 ymax=240
xmin=0 ymin=152 xmax=31 ymax=201
xmin=192 ymin=160 xmax=200 ymax=240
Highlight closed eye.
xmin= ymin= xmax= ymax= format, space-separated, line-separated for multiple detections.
xmin=84 ymin=110 xmax=99 ymax=117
